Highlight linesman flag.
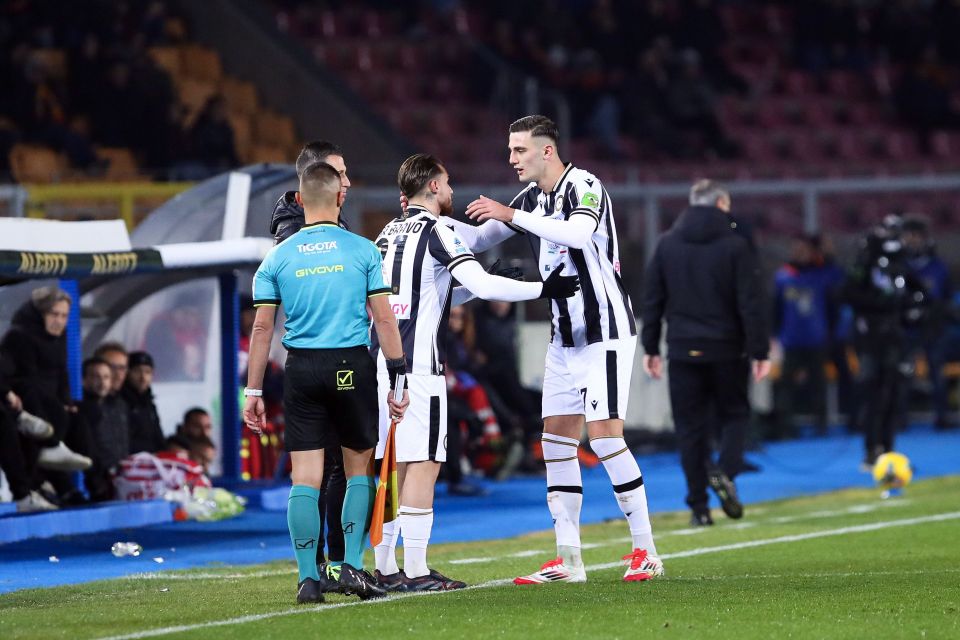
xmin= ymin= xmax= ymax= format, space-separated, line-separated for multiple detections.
xmin=370 ymin=377 xmax=403 ymax=546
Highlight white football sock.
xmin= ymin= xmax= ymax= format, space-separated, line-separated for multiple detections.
xmin=542 ymin=433 xmax=583 ymax=560
xmin=374 ymin=518 xmax=400 ymax=575
xmin=398 ymin=506 xmax=433 ymax=578
xmin=591 ymin=437 xmax=656 ymax=555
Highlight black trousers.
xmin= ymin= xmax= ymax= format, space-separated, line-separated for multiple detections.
xmin=0 ymin=406 xmax=31 ymax=500
xmin=316 ymin=444 xmax=346 ymax=565
xmin=854 ymin=338 xmax=904 ymax=460
xmin=668 ymin=358 xmax=750 ymax=512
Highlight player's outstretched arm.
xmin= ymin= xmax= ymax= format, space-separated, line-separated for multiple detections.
xmin=446 ymin=215 xmax=518 ymax=253
xmin=450 ymin=260 xmax=579 ymax=301
xmin=465 ymin=195 xmax=597 ymax=250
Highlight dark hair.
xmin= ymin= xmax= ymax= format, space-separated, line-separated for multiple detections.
xmin=183 ymin=407 xmax=209 ymax=424
xmin=296 ymin=140 xmax=342 ymax=178
xmin=299 ymin=161 xmax=342 ymax=207
xmin=82 ymin=357 xmax=110 ymax=376
xmin=397 ymin=153 xmax=445 ymax=198
xmin=509 ymin=115 xmax=559 ymax=144
xmin=93 ymin=341 xmax=127 ymax=359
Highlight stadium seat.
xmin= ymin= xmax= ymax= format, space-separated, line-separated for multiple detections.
xmin=253 ymin=112 xmax=296 ymax=148
xmin=148 ymin=46 xmax=182 ymax=80
xmin=180 ymin=45 xmax=223 ymax=83
xmin=249 ymin=144 xmax=287 ymax=164
xmin=176 ymin=78 xmax=217 ymax=122
xmin=9 ymin=144 xmax=64 ymax=183
xmin=220 ymin=78 xmax=259 ymax=115
xmin=228 ymin=113 xmax=253 ymax=161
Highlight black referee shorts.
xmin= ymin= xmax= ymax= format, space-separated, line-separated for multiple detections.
xmin=283 ymin=346 xmax=379 ymax=452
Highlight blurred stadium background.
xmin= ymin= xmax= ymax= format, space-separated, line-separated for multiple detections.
xmin=2 ymin=0 xmax=960 ymax=492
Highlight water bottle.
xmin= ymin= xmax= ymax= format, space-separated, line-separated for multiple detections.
xmin=111 ymin=541 xmax=143 ymax=557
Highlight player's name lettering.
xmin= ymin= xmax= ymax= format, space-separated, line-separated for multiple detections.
xmin=385 ymin=220 xmax=426 ymax=235
xmin=295 ymin=264 xmax=344 ymax=278
xmin=91 ymin=252 xmax=138 ymax=274
xmin=297 ymin=241 xmax=337 ymax=253
xmin=18 ymin=252 xmax=68 ymax=275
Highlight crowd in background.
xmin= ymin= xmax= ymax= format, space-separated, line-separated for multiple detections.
xmin=0 ymin=286 xmax=216 ymax=513
xmin=0 ymin=0 xmax=239 ymax=181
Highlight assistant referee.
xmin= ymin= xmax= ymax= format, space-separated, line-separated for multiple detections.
xmin=243 ymin=162 xmax=409 ymax=605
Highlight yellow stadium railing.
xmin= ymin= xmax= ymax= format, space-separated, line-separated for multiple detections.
xmin=24 ymin=182 xmax=194 ymax=230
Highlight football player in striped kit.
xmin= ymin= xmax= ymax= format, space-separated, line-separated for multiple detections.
xmin=463 ymin=115 xmax=663 ymax=584
xmin=370 ymin=153 xmax=579 ymax=591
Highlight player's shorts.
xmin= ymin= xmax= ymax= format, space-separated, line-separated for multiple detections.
xmin=283 ymin=346 xmax=379 ymax=452
xmin=375 ymin=373 xmax=447 ymax=463
xmin=542 ymin=337 xmax=636 ymax=423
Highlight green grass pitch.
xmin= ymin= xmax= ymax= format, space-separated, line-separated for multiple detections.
xmin=2 ymin=476 xmax=959 ymax=640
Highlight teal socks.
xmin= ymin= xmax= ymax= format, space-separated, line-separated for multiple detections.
xmin=288 ymin=485 xmax=321 ymax=582
xmin=342 ymin=476 xmax=376 ymax=569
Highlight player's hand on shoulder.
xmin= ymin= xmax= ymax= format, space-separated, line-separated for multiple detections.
xmin=539 ymin=263 xmax=580 ymax=299
xmin=387 ymin=389 xmax=410 ymax=422
xmin=399 ymin=192 xmax=408 ymax=214
xmin=243 ymin=397 xmax=266 ymax=434
xmin=466 ymin=195 xmax=513 ymax=223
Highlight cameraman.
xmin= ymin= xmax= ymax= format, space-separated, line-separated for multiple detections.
xmin=843 ymin=216 xmax=928 ymax=467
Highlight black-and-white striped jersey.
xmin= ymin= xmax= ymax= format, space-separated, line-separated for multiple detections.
xmin=510 ymin=163 xmax=636 ymax=348
xmin=370 ymin=205 xmax=477 ymax=375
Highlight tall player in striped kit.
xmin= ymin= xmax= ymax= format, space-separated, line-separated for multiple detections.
xmin=462 ymin=115 xmax=664 ymax=583
xmin=370 ymin=153 xmax=580 ymax=591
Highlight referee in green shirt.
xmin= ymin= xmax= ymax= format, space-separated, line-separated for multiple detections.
xmin=244 ymin=162 xmax=409 ymax=604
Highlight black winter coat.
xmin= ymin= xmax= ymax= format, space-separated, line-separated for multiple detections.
xmin=121 ymin=384 xmax=165 ymax=454
xmin=0 ymin=301 xmax=72 ymax=427
xmin=641 ymin=205 xmax=769 ymax=362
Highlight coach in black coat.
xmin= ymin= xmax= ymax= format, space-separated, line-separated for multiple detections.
xmin=640 ymin=180 xmax=770 ymax=526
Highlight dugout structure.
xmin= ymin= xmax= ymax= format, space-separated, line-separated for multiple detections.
xmin=0 ymin=165 xmax=299 ymax=482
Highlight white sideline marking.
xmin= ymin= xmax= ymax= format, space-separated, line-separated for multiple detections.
xmin=446 ymin=500 xmax=910 ymax=565
xmin=94 ymin=510 xmax=960 ymax=640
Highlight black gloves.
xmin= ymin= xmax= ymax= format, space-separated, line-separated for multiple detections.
xmin=385 ymin=357 xmax=408 ymax=391
xmin=487 ymin=258 xmax=525 ymax=281
xmin=539 ymin=263 xmax=580 ymax=299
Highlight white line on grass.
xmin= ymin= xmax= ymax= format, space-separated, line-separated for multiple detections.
xmin=446 ymin=500 xmax=911 ymax=565
xmin=94 ymin=510 xmax=960 ymax=640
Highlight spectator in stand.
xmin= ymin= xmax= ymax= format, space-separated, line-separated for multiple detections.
xmin=772 ymin=235 xmax=832 ymax=439
xmin=901 ymin=216 xmax=954 ymax=430
xmin=189 ymin=95 xmax=239 ymax=175
xmin=665 ymin=49 xmax=738 ymax=158
xmin=0 ymin=287 xmax=91 ymax=502
xmin=122 ymin=351 xmax=165 ymax=453
xmin=73 ymin=357 xmax=129 ymax=502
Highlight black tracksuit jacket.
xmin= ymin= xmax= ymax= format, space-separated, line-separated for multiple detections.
xmin=641 ymin=205 xmax=769 ymax=362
